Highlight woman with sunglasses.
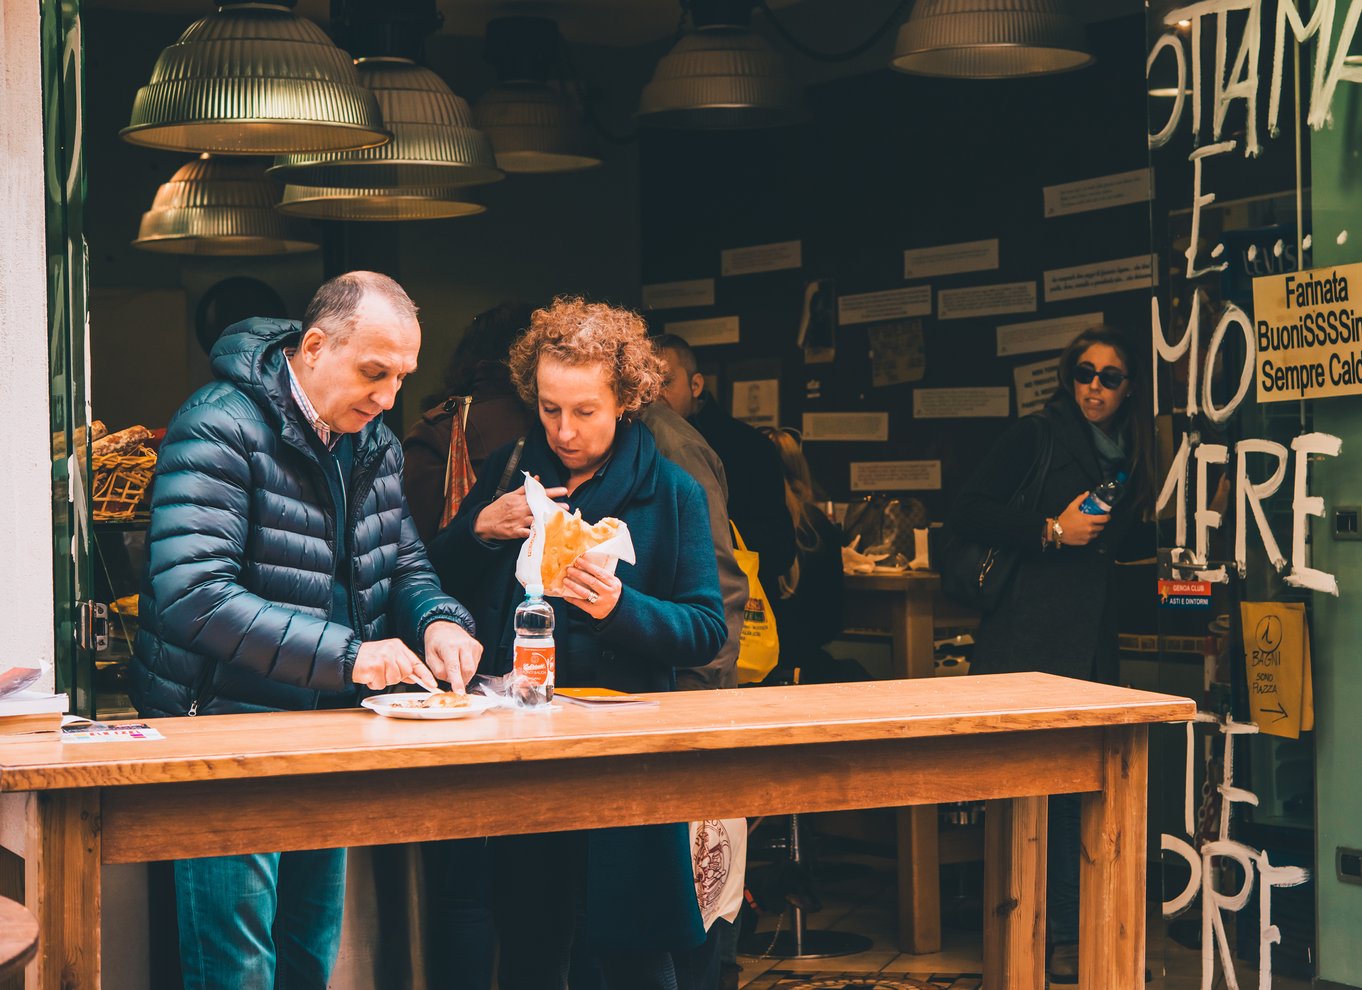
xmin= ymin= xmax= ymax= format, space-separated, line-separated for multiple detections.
xmin=948 ymin=325 xmax=1153 ymax=984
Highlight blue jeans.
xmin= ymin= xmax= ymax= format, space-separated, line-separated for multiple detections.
xmin=1048 ymin=793 xmax=1082 ymax=945
xmin=175 ymin=848 xmax=347 ymax=990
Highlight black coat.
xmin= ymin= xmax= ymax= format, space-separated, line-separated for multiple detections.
xmin=690 ymin=396 xmax=796 ymax=594
xmin=131 ymin=318 xmax=473 ymax=717
xmin=949 ymin=397 xmax=1147 ymax=684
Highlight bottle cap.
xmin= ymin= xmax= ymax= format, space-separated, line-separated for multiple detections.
xmin=1115 ymin=470 xmax=1128 ymax=482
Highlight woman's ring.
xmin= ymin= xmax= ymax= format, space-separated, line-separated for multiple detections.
xmin=588 ymin=591 xmax=599 ymax=604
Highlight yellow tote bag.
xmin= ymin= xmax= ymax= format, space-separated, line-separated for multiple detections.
xmin=731 ymin=521 xmax=780 ymax=684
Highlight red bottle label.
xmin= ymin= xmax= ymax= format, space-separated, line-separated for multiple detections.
xmin=514 ymin=644 xmax=556 ymax=686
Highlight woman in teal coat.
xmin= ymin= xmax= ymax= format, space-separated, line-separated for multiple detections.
xmin=430 ymin=296 xmax=726 ymax=989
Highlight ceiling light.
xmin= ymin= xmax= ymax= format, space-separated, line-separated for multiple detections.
xmin=891 ymin=0 xmax=1094 ymax=79
xmin=275 ymin=185 xmax=485 ymax=221
xmin=269 ymin=57 xmax=502 ymax=188
xmin=122 ymin=1 xmax=389 ymax=155
xmin=638 ymin=1 xmax=800 ymax=129
xmin=133 ymin=156 xmax=318 ymax=255
xmin=472 ymin=17 xmax=601 ymax=174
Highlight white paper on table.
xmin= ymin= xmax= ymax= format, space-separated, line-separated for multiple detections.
xmin=514 ymin=473 xmax=637 ymax=597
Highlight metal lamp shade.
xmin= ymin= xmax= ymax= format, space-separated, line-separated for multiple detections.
xmin=637 ymin=28 xmax=800 ymax=129
xmin=891 ymin=0 xmax=1093 ymax=79
xmin=269 ymin=58 xmax=502 ymax=188
xmin=122 ymin=2 xmax=389 ymax=155
xmin=133 ymin=157 xmax=318 ymax=255
xmin=473 ymin=85 xmax=601 ymax=174
xmin=276 ymin=185 xmax=485 ymax=221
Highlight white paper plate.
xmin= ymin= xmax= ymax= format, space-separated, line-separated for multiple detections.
xmin=361 ymin=692 xmax=499 ymax=720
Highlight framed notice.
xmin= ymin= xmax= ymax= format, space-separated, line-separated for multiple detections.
xmin=938 ymin=282 xmax=1037 ymax=320
xmin=642 ymin=278 xmax=715 ymax=310
xmin=902 ymin=239 xmax=999 ymax=280
xmin=838 ymin=286 xmax=932 ymax=325
xmin=801 ymin=411 xmax=890 ymax=442
xmin=850 ymin=460 xmax=942 ymax=492
xmin=1043 ymin=169 xmax=1154 ymax=218
xmin=912 ymin=387 xmax=1011 ymax=419
xmin=720 ymin=240 xmax=801 ymax=277
xmin=997 ymin=312 xmax=1103 ymax=357
xmin=1044 ymin=254 xmax=1156 ymax=302
xmin=663 ymin=315 xmax=740 ymax=347
xmin=1252 ymin=261 xmax=1362 ymax=402
xmin=731 ymin=379 xmax=779 ymax=428
xmin=1013 ymin=358 xmax=1061 ymax=416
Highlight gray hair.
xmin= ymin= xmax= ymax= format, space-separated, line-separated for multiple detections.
xmin=303 ymin=271 xmax=419 ymax=346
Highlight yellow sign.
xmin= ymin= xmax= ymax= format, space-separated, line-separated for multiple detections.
xmin=1252 ymin=261 xmax=1362 ymax=402
xmin=1240 ymin=602 xmax=1315 ymax=739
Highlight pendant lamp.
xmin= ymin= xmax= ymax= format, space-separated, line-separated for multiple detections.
xmin=891 ymin=0 xmax=1093 ymax=79
xmin=638 ymin=0 xmax=800 ymax=129
xmin=122 ymin=1 xmax=389 ymax=155
xmin=133 ymin=156 xmax=318 ymax=255
xmin=269 ymin=57 xmax=502 ymax=188
xmin=472 ymin=18 xmax=601 ymax=174
xmin=275 ymin=185 xmax=485 ymax=221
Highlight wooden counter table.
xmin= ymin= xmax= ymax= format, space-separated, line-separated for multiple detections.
xmin=0 ymin=673 xmax=1192 ymax=990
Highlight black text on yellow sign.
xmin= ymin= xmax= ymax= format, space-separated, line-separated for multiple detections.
xmin=1253 ymin=262 xmax=1362 ymax=402
xmin=1240 ymin=601 xmax=1314 ymax=740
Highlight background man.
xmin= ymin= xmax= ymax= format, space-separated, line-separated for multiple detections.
xmin=654 ymin=333 xmax=796 ymax=601
xmin=131 ymin=270 xmax=481 ymax=990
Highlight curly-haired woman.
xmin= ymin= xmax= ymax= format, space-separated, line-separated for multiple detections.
xmin=429 ymin=296 xmax=727 ymax=989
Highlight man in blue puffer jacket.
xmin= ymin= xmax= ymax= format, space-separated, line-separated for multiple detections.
xmin=131 ymin=271 xmax=481 ymax=990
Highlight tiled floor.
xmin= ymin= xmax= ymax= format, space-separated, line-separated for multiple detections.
xmin=735 ymin=851 xmax=1312 ymax=990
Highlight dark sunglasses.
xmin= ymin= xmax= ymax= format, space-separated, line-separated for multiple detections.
xmin=1073 ymin=362 xmax=1129 ymax=390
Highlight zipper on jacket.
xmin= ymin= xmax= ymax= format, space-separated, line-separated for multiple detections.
xmin=342 ymin=443 xmax=386 ymax=631
xmin=187 ymin=659 xmax=218 ymax=716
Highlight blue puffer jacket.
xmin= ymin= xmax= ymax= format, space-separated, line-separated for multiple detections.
xmin=130 ymin=317 xmax=474 ymax=717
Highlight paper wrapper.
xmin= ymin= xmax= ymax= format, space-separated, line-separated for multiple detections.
xmin=515 ymin=473 xmax=636 ymax=597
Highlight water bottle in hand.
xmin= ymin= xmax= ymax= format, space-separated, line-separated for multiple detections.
xmin=1080 ymin=471 xmax=1127 ymax=515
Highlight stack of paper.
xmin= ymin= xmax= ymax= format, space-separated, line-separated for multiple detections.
xmin=554 ymin=687 xmax=658 ymax=709
xmin=0 ymin=689 xmax=69 ymax=737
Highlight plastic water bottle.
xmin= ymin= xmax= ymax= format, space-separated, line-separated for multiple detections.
xmin=512 ymin=585 xmax=555 ymax=708
xmin=1081 ymin=471 xmax=1128 ymax=515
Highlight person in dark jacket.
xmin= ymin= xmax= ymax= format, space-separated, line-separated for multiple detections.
xmin=429 ymin=297 xmax=726 ymax=990
xmin=764 ymin=427 xmax=851 ymax=683
xmin=131 ymin=272 xmax=481 ymax=990
xmin=403 ymin=301 xmax=536 ymax=544
xmin=948 ymin=325 xmax=1153 ymax=984
xmin=655 ymin=334 xmax=796 ymax=596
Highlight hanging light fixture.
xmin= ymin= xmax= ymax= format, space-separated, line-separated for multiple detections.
xmin=269 ymin=56 xmax=502 ymax=188
xmin=472 ymin=17 xmax=601 ymax=174
xmin=121 ymin=1 xmax=389 ymax=155
xmin=133 ymin=156 xmax=318 ymax=255
xmin=638 ymin=0 xmax=800 ymax=129
xmin=891 ymin=0 xmax=1093 ymax=79
xmin=275 ymin=184 xmax=485 ymax=221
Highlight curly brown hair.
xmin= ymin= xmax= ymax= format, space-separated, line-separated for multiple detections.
xmin=509 ymin=296 xmax=665 ymax=416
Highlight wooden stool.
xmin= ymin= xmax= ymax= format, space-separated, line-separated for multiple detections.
xmin=0 ymin=896 xmax=39 ymax=981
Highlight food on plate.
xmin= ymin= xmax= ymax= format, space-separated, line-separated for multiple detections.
xmin=541 ymin=510 xmax=621 ymax=593
xmin=422 ymin=691 xmax=471 ymax=709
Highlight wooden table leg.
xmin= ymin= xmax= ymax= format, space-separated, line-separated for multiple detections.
xmin=892 ymin=587 xmax=943 ymax=954
xmin=896 ymin=805 xmax=941 ymax=954
xmin=983 ymin=796 xmax=1047 ymax=989
xmin=24 ymin=790 xmax=102 ymax=990
xmin=1080 ymin=725 xmax=1148 ymax=990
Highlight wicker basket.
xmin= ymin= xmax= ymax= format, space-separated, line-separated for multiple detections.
xmin=92 ymin=447 xmax=157 ymax=521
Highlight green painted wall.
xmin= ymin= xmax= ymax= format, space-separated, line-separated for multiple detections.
xmin=1307 ymin=11 xmax=1362 ymax=979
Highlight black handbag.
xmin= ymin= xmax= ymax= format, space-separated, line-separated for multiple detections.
xmin=936 ymin=416 xmax=1053 ymax=612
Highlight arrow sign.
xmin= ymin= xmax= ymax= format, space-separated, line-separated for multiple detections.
xmin=1262 ymin=702 xmax=1289 ymax=722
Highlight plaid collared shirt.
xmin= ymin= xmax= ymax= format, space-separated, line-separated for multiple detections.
xmin=284 ymin=355 xmax=338 ymax=450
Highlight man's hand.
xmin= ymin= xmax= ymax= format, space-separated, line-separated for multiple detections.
xmin=424 ymin=622 xmax=484 ymax=693
xmin=351 ymin=638 xmax=437 ymax=691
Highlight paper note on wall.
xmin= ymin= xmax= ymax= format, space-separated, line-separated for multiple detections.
xmin=1240 ymin=601 xmax=1315 ymax=739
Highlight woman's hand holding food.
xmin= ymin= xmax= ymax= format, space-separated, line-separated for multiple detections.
xmin=562 ymin=557 xmax=622 ymax=620
xmin=473 ymin=484 xmax=569 ymax=541
xmin=1055 ymin=492 xmax=1108 ymax=546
